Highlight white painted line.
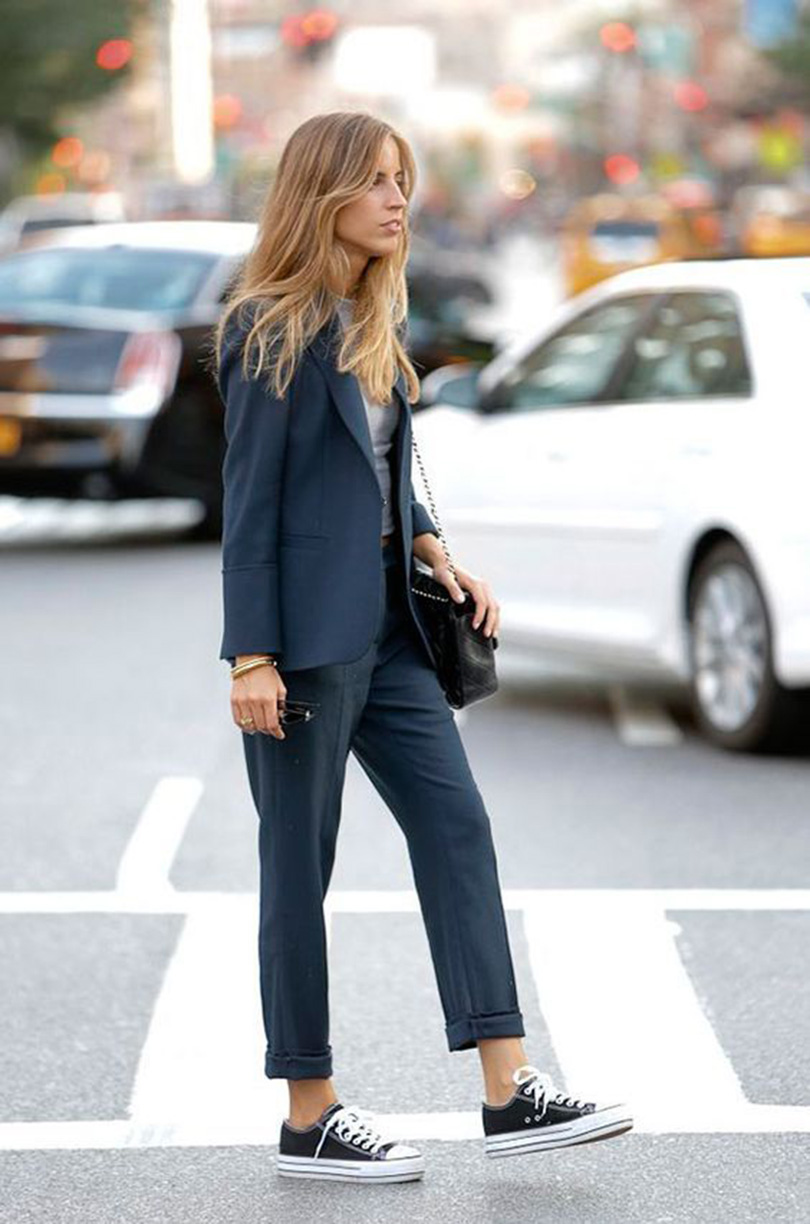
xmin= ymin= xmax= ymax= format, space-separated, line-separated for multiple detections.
xmin=116 ymin=777 xmax=203 ymax=897
xmin=0 ymin=497 xmax=201 ymax=543
xmin=0 ymin=498 xmax=25 ymax=530
xmin=1 ymin=887 xmax=809 ymax=1150
xmin=48 ymin=503 xmax=110 ymax=535
xmin=523 ymin=895 xmax=748 ymax=1131
xmin=0 ymin=499 xmax=61 ymax=537
xmin=608 ymin=684 xmax=683 ymax=747
xmin=326 ymin=888 xmax=810 ymax=913
xmin=0 ymin=1112 xmax=485 ymax=1151
xmin=4 ymin=888 xmax=810 ymax=916
xmin=128 ymin=895 xmax=280 ymax=1128
xmin=1 ymin=1104 xmax=809 ymax=1151
xmin=0 ymin=891 xmax=209 ymax=915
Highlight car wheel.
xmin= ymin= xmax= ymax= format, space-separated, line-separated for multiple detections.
xmin=687 ymin=540 xmax=804 ymax=752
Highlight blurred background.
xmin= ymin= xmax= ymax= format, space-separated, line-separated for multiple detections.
xmin=5 ymin=1 xmax=810 ymax=261
xmin=3 ymin=0 xmax=810 ymax=750
xmin=5 ymin=0 xmax=810 ymax=257
xmin=3 ymin=7 xmax=810 ymax=1220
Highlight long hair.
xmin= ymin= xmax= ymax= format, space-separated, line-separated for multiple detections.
xmin=210 ymin=111 xmax=420 ymax=405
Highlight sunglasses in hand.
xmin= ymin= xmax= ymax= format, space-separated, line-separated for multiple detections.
xmin=278 ymin=699 xmax=321 ymax=726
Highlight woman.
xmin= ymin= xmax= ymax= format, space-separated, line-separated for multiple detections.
xmin=211 ymin=111 xmax=632 ymax=1183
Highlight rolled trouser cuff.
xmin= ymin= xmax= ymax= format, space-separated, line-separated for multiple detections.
xmin=445 ymin=1010 xmax=526 ymax=1052
xmin=265 ymin=1047 xmax=334 ymax=1080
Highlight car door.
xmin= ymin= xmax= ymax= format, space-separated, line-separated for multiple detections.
xmin=451 ymin=292 xmax=663 ymax=651
xmin=585 ymin=288 xmax=755 ymax=662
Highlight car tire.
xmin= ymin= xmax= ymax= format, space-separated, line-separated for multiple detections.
xmin=687 ymin=540 xmax=806 ymax=753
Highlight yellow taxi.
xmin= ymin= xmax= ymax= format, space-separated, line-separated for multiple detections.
xmin=561 ymin=194 xmax=692 ymax=297
xmin=739 ymin=187 xmax=810 ymax=257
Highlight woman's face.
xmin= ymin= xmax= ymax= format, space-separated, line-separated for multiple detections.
xmin=334 ymin=135 xmax=407 ymax=268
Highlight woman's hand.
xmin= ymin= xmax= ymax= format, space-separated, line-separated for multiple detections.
xmin=231 ymin=660 xmax=288 ymax=739
xmin=431 ymin=559 xmax=500 ymax=640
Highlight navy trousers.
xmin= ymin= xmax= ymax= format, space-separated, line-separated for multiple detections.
xmin=242 ymin=538 xmax=525 ymax=1079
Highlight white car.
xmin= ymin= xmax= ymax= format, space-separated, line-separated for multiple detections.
xmin=0 ymin=192 xmax=126 ymax=255
xmin=415 ymin=256 xmax=810 ymax=752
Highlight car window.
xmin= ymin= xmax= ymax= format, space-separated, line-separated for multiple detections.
xmin=20 ymin=218 xmax=96 ymax=234
xmin=588 ymin=220 xmax=660 ymax=263
xmin=490 ymin=295 xmax=656 ymax=412
xmin=0 ymin=246 xmax=217 ymax=313
xmin=617 ymin=291 xmax=752 ymax=401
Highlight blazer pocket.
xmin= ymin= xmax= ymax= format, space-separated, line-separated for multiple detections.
xmin=279 ymin=531 xmax=329 ymax=550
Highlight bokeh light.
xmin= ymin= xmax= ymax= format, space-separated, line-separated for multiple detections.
xmin=35 ymin=173 xmax=67 ymax=194
xmin=51 ymin=137 xmax=84 ymax=168
xmin=674 ymin=81 xmax=708 ymax=113
xmin=499 ymin=168 xmax=536 ymax=200
xmin=213 ymin=94 xmax=243 ymax=129
xmin=600 ymin=22 xmax=636 ymax=53
xmin=96 ymin=38 xmax=133 ymax=71
xmin=604 ymin=153 xmax=640 ymax=185
xmin=77 ymin=150 xmax=112 ymax=183
xmin=492 ymin=84 xmax=531 ymax=112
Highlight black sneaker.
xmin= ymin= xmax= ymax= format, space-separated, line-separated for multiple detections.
xmin=482 ymin=1064 xmax=633 ymax=1157
xmin=277 ymin=1100 xmax=425 ymax=1182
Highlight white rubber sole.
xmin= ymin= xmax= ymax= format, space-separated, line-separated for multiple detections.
xmin=276 ymin=1152 xmax=426 ymax=1182
xmin=484 ymin=1103 xmax=634 ymax=1157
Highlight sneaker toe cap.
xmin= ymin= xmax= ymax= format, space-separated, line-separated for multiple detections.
xmin=384 ymin=1141 xmax=421 ymax=1160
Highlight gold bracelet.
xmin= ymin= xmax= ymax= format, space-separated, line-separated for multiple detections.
xmin=231 ymin=659 xmax=276 ymax=679
xmin=230 ymin=657 xmax=278 ymax=679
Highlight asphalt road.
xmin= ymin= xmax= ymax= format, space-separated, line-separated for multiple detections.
xmin=1 ymin=496 xmax=808 ymax=1224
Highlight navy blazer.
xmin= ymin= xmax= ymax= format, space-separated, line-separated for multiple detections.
xmin=216 ymin=310 xmax=439 ymax=671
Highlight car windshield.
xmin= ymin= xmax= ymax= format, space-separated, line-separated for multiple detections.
xmin=0 ymin=246 xmax=216 ymax=313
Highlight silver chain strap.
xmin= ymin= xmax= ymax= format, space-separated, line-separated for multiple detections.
xmin=410 ymin=427 xmax=458 ymax=585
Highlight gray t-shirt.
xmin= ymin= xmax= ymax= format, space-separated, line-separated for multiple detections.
xmin=336 ymin=297 xmax=399 ymax=536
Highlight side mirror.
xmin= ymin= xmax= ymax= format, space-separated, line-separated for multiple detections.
xmin=420 ymin=362 xmax=484 ymax=410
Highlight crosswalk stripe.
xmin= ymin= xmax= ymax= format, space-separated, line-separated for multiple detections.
xmin=0 ymin=886 xmax=808 ymax=1148
xmin=0 ymin=496 xmax=200 ymax=541
xmin=127 ymin=898 xmax=274 ymax=1130
xmin=116 ymin=777 xmax=203 ymax=897
xmin=522 ymin=899 xmax=745 ymax=1131
xmin=608 ymin=683 xmax=684 ymax=746
xmin=3 ymin=887 xmax=810 ymax=916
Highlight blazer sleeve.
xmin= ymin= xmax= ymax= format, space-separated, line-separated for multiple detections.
xmin=411 ymin=484 xmax=438 ymax=538
xmin=397 ymin=357 xmax=438 ymax=541
xmin=217 ymin=322 xmax=291 ymax=664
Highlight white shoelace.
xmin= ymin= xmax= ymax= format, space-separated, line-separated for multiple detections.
xmin=513 ymin=1064 xmax=589 ymax=1117
xmin=314 ymin=1105 xmax=387 ymax=1158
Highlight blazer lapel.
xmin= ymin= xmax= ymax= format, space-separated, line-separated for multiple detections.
xmin=310 ymin=316 xmax=376 ymax=479
xmin=310 ymin=316 xmax=412 ymax=502
xmin=392 ymin=373 xmax=412 ymax=525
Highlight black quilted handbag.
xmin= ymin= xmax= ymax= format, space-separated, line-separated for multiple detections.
xmin=409 ymin=431 xmax=499 ymax=709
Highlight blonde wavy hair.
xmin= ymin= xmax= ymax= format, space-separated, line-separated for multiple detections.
xmin=210 ymin=110 xmax=420 ymax=405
